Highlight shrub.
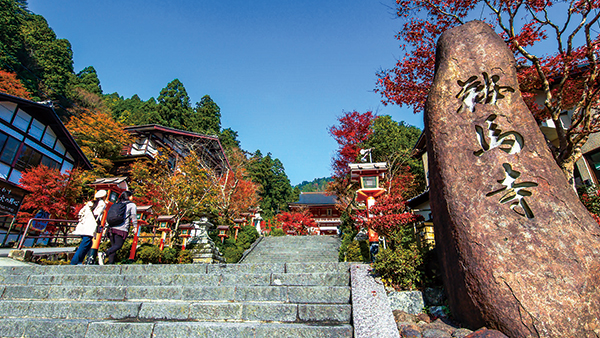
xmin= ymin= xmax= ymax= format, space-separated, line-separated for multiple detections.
xmin=178 ymin=250 xmax=193 ymax=264
xmin=211 ymin=225 xmax=260 ymax=263
xmin=345 ymin=240 xmax=370 ymax=262
xmin=373 ymin=242 xmax=424 ymax=290
xmin=269 ymin=228 xmax=285 ymax=236
xmin=161 ymin=247 xmax=178 ymax=264
xmin=136 ymin=245 xmax=160 ymax=264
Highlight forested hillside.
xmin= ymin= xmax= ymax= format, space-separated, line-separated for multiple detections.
xmin=295 ymin=177 xmax=333 ymax=192
xmin=0 ymin=0 xmax=298 ymax=221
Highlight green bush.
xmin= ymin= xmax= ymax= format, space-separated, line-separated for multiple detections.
xmin=161 ymin=247 xmax=178 ymax=264
xmin=373 ymin=242 xmax=424 ymax=290
xmin=178 ymin=250 xmax=193 ymax=264
xmin=210 ymin=225 xmax=260 ymax=263
xmin=345 ymin=240 xmax=370 ymax=262
xmin=269 ymin=228 xmax=285 ymax=236
xmin=136 ymin=245 xmax=160 ymax=264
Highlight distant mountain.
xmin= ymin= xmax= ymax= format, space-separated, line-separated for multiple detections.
xmin=295 ymin=177 xmax=333 ymax=192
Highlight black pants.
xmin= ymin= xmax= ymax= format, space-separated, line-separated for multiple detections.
xmin=106 ymin=231 xmax=126 ymax=264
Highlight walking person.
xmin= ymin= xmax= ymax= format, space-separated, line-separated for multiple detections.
xmin=70 ymin=190 xmax=107 ymax=265
xmin=98 ymin=191 xmax=137 ymax=265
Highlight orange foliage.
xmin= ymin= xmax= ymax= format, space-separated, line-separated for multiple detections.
xmin=0 ymin=70 xmax=31 ymax=99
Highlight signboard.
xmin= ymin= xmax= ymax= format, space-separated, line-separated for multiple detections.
xmin=0 ymin=180 xmax=28 ymax=216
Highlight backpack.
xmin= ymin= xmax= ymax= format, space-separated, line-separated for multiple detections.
xmin=105 ymin=201 xmax=129 ymax=227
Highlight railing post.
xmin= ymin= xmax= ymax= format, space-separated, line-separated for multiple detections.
xmin=17 ymin=218 xmax=34 ymax=250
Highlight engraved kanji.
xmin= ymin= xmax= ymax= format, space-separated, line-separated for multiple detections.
xmin=474 ymin=114 xmax=524 ymax=156
xmin=456 ymin=72 xmax=514 ymax=113
xmin=486 ymin=163 xmax=538 ymax=219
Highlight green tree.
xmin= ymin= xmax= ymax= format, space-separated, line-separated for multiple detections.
xmin=73 ymin=66 xmax=102 ymax=96
xmin=0 ymin=0 xmax=28 ymax=80
xmin=105 ymin=93 xmax=159 ymax=126
xmin=362 ymin=116 xmax=424 ymax=197
xmin=156 ymin=78 xmax=192 ymax=129
xmin=219 ymin=128 xmax=241 ymax=152
xmin=20 ymin=14 xmax=74 ymax=101
xmin=247 ymin=150 xmax=298 ymax=218
xmin=187 ymin=95 xmax=221 ymax=135
xmin=295 ymin=177 xmax=333 ymax=192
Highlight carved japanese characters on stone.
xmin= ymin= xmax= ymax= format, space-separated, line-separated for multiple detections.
xmin=456 ymin=72 xmax=515 ymax=113
xmin=474 ymin=114 xmax=524 ymax=156
xmin=486 ymin=163 xmax=538 ymax=218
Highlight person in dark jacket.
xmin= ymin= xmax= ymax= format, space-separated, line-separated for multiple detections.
xmin=98 ymin=191 xmax=137 ymax=265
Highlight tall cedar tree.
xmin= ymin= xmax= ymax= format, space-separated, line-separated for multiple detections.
xmin=247 ymin=150 xmax=298 ymax=219
xmin=156 ymin=79 xmax=193 ymax=130
xmin=375 ymin=0 xmax=600 ymax=184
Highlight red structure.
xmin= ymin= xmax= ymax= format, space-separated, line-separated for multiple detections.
xmin=178 ymin=223 xmax=194 ymax=250
xmin=233 ymin=219 xmax=244 ymax=241
xmin=289 ymin=192 xmax=341 ymax=235
xmin=129 ymin=205 xmax=153 ymax=260
xmin=156 ymin=215 xmax=175 ymax=251
xmin=216 ymin=225 xmax=229 ymax=243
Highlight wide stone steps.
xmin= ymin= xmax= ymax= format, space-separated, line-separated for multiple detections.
xmin=0 ymin=262 xmax=353 ymax=338
xmin=241 ymin=236 xmax=341 ymax=263
xmin=1 ymin=319 xmax=353 ymax=338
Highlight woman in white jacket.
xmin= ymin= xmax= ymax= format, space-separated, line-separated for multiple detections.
xmin=70 ymin=190 xmax=107 ymax=265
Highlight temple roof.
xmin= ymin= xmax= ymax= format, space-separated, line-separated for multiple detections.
xmin=290 ymin=192 xmax=337 ymax=206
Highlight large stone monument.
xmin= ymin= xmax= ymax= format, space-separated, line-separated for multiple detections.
xmin=426 ymin=20 xmax=600 ymax=337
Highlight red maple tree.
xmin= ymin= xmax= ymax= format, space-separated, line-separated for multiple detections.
xmin=18 ymin=165 xmax=85 ymax=235
xmin=329 ymin=110 xmax=376 ymax=179
xmin=376 ymin=0 xmax=600 ymax=184
xmin=0 ymin=70 xmax=32 ymax=99
xmin=274 ymin=210 xmax=317 ymax=235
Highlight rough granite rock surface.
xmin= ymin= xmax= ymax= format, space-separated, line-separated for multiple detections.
xmin=425 ymin=20 xmax=600 ymax=337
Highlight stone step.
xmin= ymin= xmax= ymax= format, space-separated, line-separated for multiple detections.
xmin=0 ymin=300 xmax=352 ymax=323
xmin=0 ymin=318 xmax=353 ymax=338
xmin=241 ymin=236 xmax=342 ymax=264
xmin=1 ymin=285 xmax=351 ymax=303
xmin=0 ymin=271 xmax=349 ymax=287
xmin=0 ymin=262 xmax=350 ymax=276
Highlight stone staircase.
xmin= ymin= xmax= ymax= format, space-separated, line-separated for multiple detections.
xmin=0 ymin=237 xmax=353 ymax=338
xmin=241 ymin=235 xmax=341 ymax=263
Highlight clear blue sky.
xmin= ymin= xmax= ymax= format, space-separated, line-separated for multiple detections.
xmin=27 ymin=0 xmax=423 ymax=185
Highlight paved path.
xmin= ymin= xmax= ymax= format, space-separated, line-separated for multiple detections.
xmin=0 ymin=247 xmax=76 ymax=266
xmin=241 ymin=235 xmax=341 ymax=263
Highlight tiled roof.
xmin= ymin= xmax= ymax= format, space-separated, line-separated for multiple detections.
xmin=291 ymin=192 xmax=337 ymax=206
